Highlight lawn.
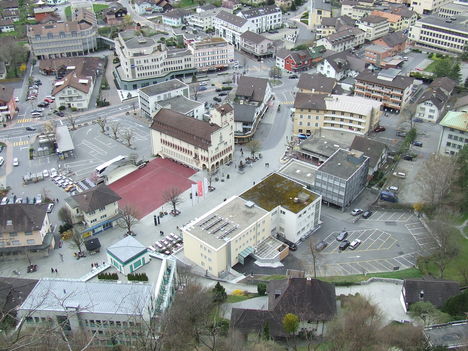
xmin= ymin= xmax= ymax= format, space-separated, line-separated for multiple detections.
xmin=174 ymin=0 xmax=197 ymax=7
xmin=226 ymin=295 xmax=252 ymax=303
xmin=65 ymin=4 xmax=109 ymax=20
xmin=425 ymin=60 xmax=438 ymax=73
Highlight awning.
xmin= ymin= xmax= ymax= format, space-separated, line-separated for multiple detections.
xmin=238 ymin=247 xmax=255 ymax=265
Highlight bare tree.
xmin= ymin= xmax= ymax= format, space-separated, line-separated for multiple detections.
xmin=246 ymin=139 xmax=261 ymax=157
xmin=96 ymin=116 xmax=107 ymax=133
xmin=42 ymin=121 xmax=56 ymax=134
xmin=58 ymin=206 xmax=73 ymax=226
xmin=117 ymin=203 xmax=139 ymax=235
xmin=308 ymin=238 xmax=322 ymax=278
xmin=428 ymin=215 xmax=459 ymax=278
xmin=120 ymin=128 xmax=135 ymax=147
xmin=191 ymin=82 xmax=199 ymax=101
xmin=110 ymin=122 xmax=120 ymax=139
xmin=162 ymin=187 xmax=183 ymax=214
xmin=69 ymin=227 xmax=84 ymax=252
xmin=416 ymin=154 xmax=458 ymax=208
xmin=66 ymin=114 xmax=78 ymax=130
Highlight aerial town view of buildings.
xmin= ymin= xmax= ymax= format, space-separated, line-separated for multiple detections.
xmin=0 ymin=0 xmax=467 ymax=349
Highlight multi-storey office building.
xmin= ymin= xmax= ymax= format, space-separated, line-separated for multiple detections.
xmin=357 ymin=15 xmax=390 ymax=40
xmin=188 ymin=37 xmax=234 ymax=71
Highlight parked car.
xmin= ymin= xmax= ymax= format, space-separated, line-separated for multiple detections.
xmin=374 ymin=126 xmax=386 ymax=133
xmin=199 ymin=81 xmax=208 ymax=86
xmin=388 ymin=186 xmax=399 ymax=192
xmin=413 ymin=141 xmax=423 ymax=147
xmin=315 ymin=241 xmax=328 ymax=251
xmin=44 ymin=98 xmax=54 ymax=104
xmin=393 ymin=172 xmax=406 ymax=178
xmin=54 ymin=111 xmax=65 ymax=117
xmin=0 ymin=157 xmax=4 ymax=166
xmin=362 ymin=210 xmax=372 ymax=219
xmin=31 ymin=112 xmax=43 ymax=118
xmin=336 ymin=231 xmax=348 ymax=241
xmin=37 ymin=102 xmax=48 ymax=108
xmin=50 ymin=168 xmax=58 ymax=177
xmin=45 ymin=95 xmax=54 ymax=100
xmin=380 ymin=191 xmax=398 ymax=202
xmin=403 ymin=154 xmax=414 ymax=161
xmin=349 ymin=239 xmax=362 ymax=250
xmin=396 ymin=131 xmax=407 ymax=137
xmin=1 ymin=197 xmax=8 ymax=205
xmin=351 ymin=208 xmax=363 ymax=216
xmin=197 ymin=86 xmax=207 ymax=91
xmin=35 ymin=194 xmax=42 ymax=204
xmin=42 ymin=169 xmax=49 ymax=177
xmin=12 ymin=158 xmax=19 ymax=166
xmin=213 ymin=97 xmax=222 ymax=102
xmin=47 ymin=203 xmax=55 ymax=213
xmin=25 ymin=126 xmax=36 ymax=131
xmin=289 ymin=74 xmax=298 ymax=79
xmin=0 ymin=145 xmax=3 ymax=152
xmin=413 ymin=118 xmax=423 ymax=123
xmin=339 ymin=240 xmax=350 ymax=250
xmin=218 ymin=92 xmax=228 ymax=96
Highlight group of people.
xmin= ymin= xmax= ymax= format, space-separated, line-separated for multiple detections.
xmin=50 ymin=267 xmax=58 ymax=274
xmin=91 ymin=262 xmax=106 ymax=269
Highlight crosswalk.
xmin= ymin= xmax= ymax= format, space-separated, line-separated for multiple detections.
xmin=280 ymin=101 xmax=294 ymax=105
xmin=16 ymin=118 xmax=32 ymax=124
xmin=11 ymin=140 xmax=31 ymax=147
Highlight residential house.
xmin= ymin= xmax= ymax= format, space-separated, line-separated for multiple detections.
xmin=234 ymin=76 xmax=272 ymax=140
xmin=134 ymin=0 xmax=171 ymax=15
xmin=373 ymin=31 xmax=408 ymax=56
xmin=214 ymin=11 xmax=250 ymax=48
xmin=293 ymin=93 xmax=382 ymax=136
xmin=317 ymin=50 xmax=367 ymax=80
xmin=309 ymin=0 xmax=332 ymax=29
xmin=424 ymin=321 xmax=468 ymax=350
xmin=313 ymin=148 xmax=369 ymax=209
xmin=157 ymin=95 xmax=204 ymax=120
xmin=182 ymin=174 xmax=322 ymax=276
xmin=354 ymin=69 xmax=414 ymax=112
xmin=437 ymin=111 xmax=468 ymax=156
xmin=222 ymin=0 xmax=241 ymax=10
xmin=71 ymin=6 xmax=97 ymax=27
xmin=239 ymin=5 xmax=283 ymax=33
xmin=370 ymin=8 xmax=417 ymax=31
xmin=454 ymin=94 xmax=468 ymax=112
xmin=364 ymin=45 xmax=396 ymax=67
xmin=150 ymin=107 xmax=234 ymax=171
xmin=103 ymin=2 xmax=128 ymax=25
xmin=415 ymin=77 xmax=456 ymax=123
xmin=350 ymin=135 xmax=388 ymax=176
xmin=231 ymin=278 xmax=336 ymax=338
xmin=138 ymin=79 xmax=189 ymax=119
xmin=401 ymin=279 xmax=460 ymax=312
xmin=162 ymin=8 xmax=190 ymax=27
xmin=51 ymin=58 xmax=104 ymax=110
xmin=0 ymin=278 xmax=38 ymax=324
xmin=33 ymin=6 xmax=57 ymax=22
xmin=188 ymin=37 xmax=234 ymax=72
xmin=107 ymin=236 xmax=150 ymax=274
xmin=0 ymin=204 xmax=53 ymax=258
xmin=357 ymin=15 xmax=390 ymax=41
xmin=340 ymin=0 xmax=376 ymax=20
xmin=0 ymin=84 xmax=17 ymax=121
xmin=114 ymin=30 xmax=195 ymax=90
xmin=0 ymin=19 xmax=14 ymax=32
xmin=240 ymin=31 xmax=274 ymax=58
xmin=275 ymin=48 xmax=313 ymax=72
xmin=27 ymin=20 xmax=98 ymax=59
xmin=17 ymin=257 xmax=177 ymax=347
xmin=411 ymin=0 xmax=452 ymax=15
xmin=64 ymin=184 xmax=121 ymax=236
xmin=316 ymin=27 xmax=365 ymax=52
xmin=186 ymin=7 xmax=223 ymax=31
xmin=409 ymin=15 xmax=468 ymax=55
xmin=297 ymin=72 xmax=336 ymax=94
xmin=316 ymin=15 xmax=355 ymax=39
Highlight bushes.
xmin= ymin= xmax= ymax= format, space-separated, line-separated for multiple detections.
xmin=98 ymin=272 xmax=118 ymax=280
xmin=257 ymin=283 xmax=267 ymax=296
xmin=442 ymin=290 xmax=468 ymax=319
xmin=59 ymin=223 xmax=73 ymax=234
xmin=128 ymin=272 xmax=148 ymax=281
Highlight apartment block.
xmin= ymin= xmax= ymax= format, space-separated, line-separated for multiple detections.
xmin=341 ymin=0 xmax=375 ymax=20
xmin=0 ymin=204 xmax=53 ymax=258
xmin=27 ymin=21 xmax=97 ymax=59
xmin=412 ymin=0 xmax=452 ymax=15
xmin=409 ymin=15 xmax=468 ymax=55
xmin=239 ymin=5 xmax=282 ymax=33
xmin=114 ymin=30 xmax=195 ymax=90
xmin=357 ymin=15 xmax=390 ymax=40
xmin=214 ymin=11 xmax=250 ymax=47
xmin=293 ymin=93 xmax=382 ymax=136
xmin=313 ymin=149 xmax=369 ymax=209
xmin=438 ymin=111 xmax=468 ymax=155
xmin=316 ymin=15 xmax=356 ymax=39
xmin=316 ymin=28 xmax=365 ymax=52
xmin=188 ymin=37 xmax=234 ymax=71
xmin=162 ymin=8 xmax=190 ymax=27
xmin=239 ymin=31 xmax=274 ymax=58
xmin=187 ymin=7 xmax=224 ymax=30
xmin=309 ymin=0 xmax=332 ymax=28
xmin=415 ymin=77 xmax=456 ymax=123
xmin=370 ymin=9 xmax=417 ymax=31
xmin=354 ymin=69 xmax=414 ymax=112
xmin=150 ymin=107 xmax=234 ymax=171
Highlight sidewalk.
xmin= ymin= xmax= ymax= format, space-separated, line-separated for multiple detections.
xmin=100 ymin=54 xmax=122 ymax=106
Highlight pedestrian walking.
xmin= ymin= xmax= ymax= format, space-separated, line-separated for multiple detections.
xmin=59 ymin=253 xmax=63 ymax=262
xmin=91 ymin=263 xmax=94 ymax=268
xmin=55 ymin=268 xmax=58 ymax=274
xmin=51 ymin=267 xmax=54 ymax=274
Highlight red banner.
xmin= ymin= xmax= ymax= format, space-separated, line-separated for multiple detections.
xmin=197 ymin=181 xmax=203 ymax=197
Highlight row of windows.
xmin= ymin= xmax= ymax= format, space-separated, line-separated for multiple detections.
xmin=420 ymin=30 xmax=466 ymax=43
xmin=446 ymin=142 xmax=464 ymax=150
xmin=194 ymin=50 xmax=228 ymax=56
xmin=419 ymin=36 xmax=465 ymax=50
xmin=448 ymin=134 xmax=468 ymax=143
xmin=194 ymin=55 xmax=228 ymax=62
xmin=0 ymin=239 xmax=35 ymax=246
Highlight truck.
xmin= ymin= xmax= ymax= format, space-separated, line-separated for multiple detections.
xmin=380 ymin=191 xmax=398 ymax=203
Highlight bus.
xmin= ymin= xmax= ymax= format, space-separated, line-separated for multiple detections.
xmin=95 ymin=155 xmax=126 ymax=175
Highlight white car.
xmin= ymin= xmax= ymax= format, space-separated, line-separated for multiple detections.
xmin=393 ymin=172 xmax=406 ymax=179
xmin=12 ymin=158 xmax=19 ymax=166
xmin=388 ymin=186 xmax=399 ymax=192
xmin=351 ymin=208 xmax=363 ymax=216
xmin=349 ymin=239 xmax=362 ymax=250
xmin=50 ymin=168 xmax=58 ymax=177
xmin=47 ymin=203 xmax=55 ymax=213
xmin=43 ymin=169 xmax=49 ymax=177
xmin=15 ymin=97 xmax=19 ymax=102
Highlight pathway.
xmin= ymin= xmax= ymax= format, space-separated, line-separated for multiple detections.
xmin=455 ymin=219 xmax=468 ymax=239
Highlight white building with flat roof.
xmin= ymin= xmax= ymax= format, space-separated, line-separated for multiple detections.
xmin=438 ymin=111 xmax=468 ymax=155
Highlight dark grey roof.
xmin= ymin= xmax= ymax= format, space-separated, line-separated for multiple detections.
xmin=318 ymin=148 xmax=369 ymax=179
xmin=124 ymin=36 xmax=156 ymax=49
xmin=350 ymin=136 xmax=387 ymax=169
xmin=231 ymin=278 xmax=336 ymax=338
xmin=429 ymin=77 xmax=456 ymax=96
xmin=403 ymin=279 xmax=460 ymax=308
xmin=233 ymin=103 xmax=257 ymax=123
xmin=312 ymin=0 xmax=331 ymax=11
xmin=163 ymin=8 xmax=189 ymax=19
xmin=417 ymin=15 xmax=468 ymax=32
xmin=360 ymin=15 xmax=387 ymax=24
xmin=378 ymin=31 xmax=407 ymax=47
xmin=216 ymin=10 xmax=247 ymax=27
xmin=159 ymin=95 xmax=203 ymax=115
xmin=68 ymin=184 xmax=121 ymax=213
xmin=0 ymin=204 xmax=48 ymax=233
xmin=356 ymin=70 xmax=414 ymax=90
xmin=324 ymin=28 xmax=364 ymax=45
xmin=416 ymin=88 xmax=449 ymax=111
xmin=240 ymin=5 xmax=281 ymax=19
xmin=236 ymin=76 xmax=269 ymax=103
xmin=294 ymin=92 xmax=327 ymax=109
xmin=324 ymin=51 xmax=352 ymax=73
xmin=424 ymin=321 xmax=468 ymax=350
xmin=139 ymin=79 xmax=187 ymax=97
xmin=0 ymin=278 xmax=38 ymax=317
xmin=0 ymin=84 xmax=14 ymax=103
xmin=240 ymin=30 xmax=269 ymax=45
xmin=84 ymin=237 xmax=101 ymax=251
xmin=454 ymin=94 xmax=468 ymax=110
xmin=321 ymin=15 xmax=355 ymax=30
xmin=297 ymin=73 xmax=336 ymax=93
xmin=299 ymin=137 xmax=346 ymax=158
xmin=200 ymin=4 xmax=216 ymax=10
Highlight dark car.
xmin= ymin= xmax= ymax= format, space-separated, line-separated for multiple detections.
xmin=362 ymin=210 xmax=372 ymax=219
xmin=0 ymin=145 xmax=4 ymax=153
xmin=413 ymin=141 xmax=423 ymax=147
xmin=218 ymin=92 xmax=228 ymax=96
xmin=336 ymin=231 xmax=348 ymax=241
xmin=197 ymin=86 xmax=207 ymax=91
xmin=396 ymin=131 xmax=407 ymax=137
xmin=413 ymin=118 xmax=423 ymax=123
xmin=213 ymin=97 xmax=222 ymax=102
xmin=37 ymin=102 xmax=49 ymax=108
xmin=289 ymin=74 xmax=298 ymax=79
xmin=374 ymin=126 xmax=386 ymax=133
xmin=315 ymin=241 xmax=328 ymax=251
xmin=25 ymin=127 xmax=36 ymax=131
xmin=54 ymin=111 xmax=65 ymax=117
xmin=403 ymin=154 xmax=414 ymax=161
xmin=339 ymin=240 xmax=350 ymax=251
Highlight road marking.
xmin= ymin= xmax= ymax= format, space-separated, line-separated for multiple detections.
xmin=16 ymin=118 xmax=32 ymax=123
xmin=280 ymin=101 xmax=294 ymax=105
xmin=12 ymin=140 xmax=31 ymax=147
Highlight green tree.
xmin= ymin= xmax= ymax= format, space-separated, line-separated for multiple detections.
xmin=212 ymin=282 xmax=227 ymax=303
xmin=282 ymin=313 xmax=299 ymax=350
xmin=442 ymin=290 xmax=468 ymax=318
xmin=290 ymin=2 xmax=297 ymax=11
xmin=432 ymin=57 xmax=461 ymax=82
xmin=257 ymin=283 xmax=267 ymax=296
xmin=408 ymin=301 xmax=451 ymax=326
xmin=262 ymin=322 xmax=270 ymax=340
xmin=457 ymin=145 xmax=468 ymax=212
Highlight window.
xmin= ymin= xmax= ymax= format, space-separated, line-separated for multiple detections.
xmin=27 ymin=239 xmax=35 ymax=245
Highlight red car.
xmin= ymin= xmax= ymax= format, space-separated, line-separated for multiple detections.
xmin=44 ymin=98 xmax=54 ymax=103
xmin=374 ymin=126 xmax=386 ymax=133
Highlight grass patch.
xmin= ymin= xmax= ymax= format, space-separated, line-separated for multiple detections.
xmin=0 ymin=31 xmax=18 ymax=37
xmin=300 ymin=19 xmax=309 ymax=25
xmin=226 ymin=295 xmax=251 ymax=303
xmin=262 ymin=274 xmax=287 ymax=281
xmin=425 ymin=60 xmax=438 ymax=73
xmin=174 ymin=0 xmax=196 ymax=7
xmin=65 ymin=6 xmax=71 ymax=19
xmin=300 ymin=11 xmax=309 ymax=18
xmin=65 ymin=4 xmax=108 ymax=20
xmin=320 ymin=267 xmax=424 ymax=285
xmin=269 ymin=79 xmax=282 ymax=86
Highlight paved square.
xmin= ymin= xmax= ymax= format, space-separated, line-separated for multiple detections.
xmin=108 ymin=158 xmax=196 ymax=219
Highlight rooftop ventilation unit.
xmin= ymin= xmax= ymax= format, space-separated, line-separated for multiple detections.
xmin=244 ymin=201 xmax=255 ymax=208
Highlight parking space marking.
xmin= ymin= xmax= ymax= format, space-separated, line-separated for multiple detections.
xmin=12 ymin=140 xmax=31 ymax=147
xmin=368 ymin=211 xmax=414 ymax=223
